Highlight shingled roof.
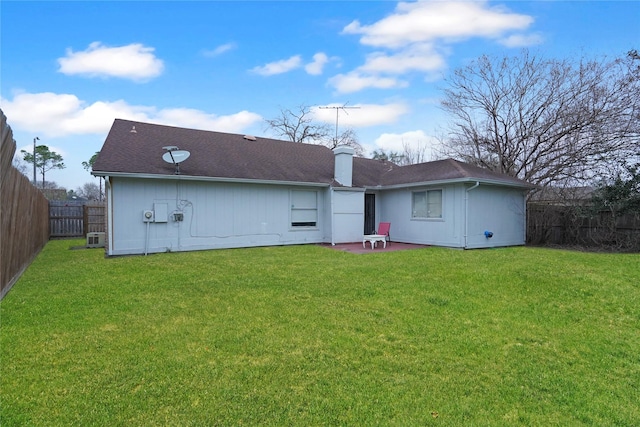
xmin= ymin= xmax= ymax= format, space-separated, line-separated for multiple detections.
xmin=93 ymin=119 xmax=531 ymax=188
xmin=356 ymin=157 xmax=531 ymax=187
xmin=92 ymin=119 xmax=336 ymax=184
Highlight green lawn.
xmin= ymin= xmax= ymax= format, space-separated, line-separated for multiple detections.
xmin=1 ymin=240 xmax=639 ymax=426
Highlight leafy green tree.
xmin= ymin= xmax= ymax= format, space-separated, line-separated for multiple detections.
xmin=21 ymin=145 xmax=65 ymax=188
xmin=582 ymin=162 xmax=640 ymax=251
xmin=82 ymin=151 xmax=103 ymax=200
xmin=372 ymin=149 xmax=404 ymax=164
xmin=82 ymin=152 xmax=99 ymax=172
xmin=591 ymin=163 xmax=640 ymax=216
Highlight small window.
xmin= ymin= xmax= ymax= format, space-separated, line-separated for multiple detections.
xmin=412 ymin=189 xmax=442 ymax=219
xmin=291 ymin=190 xmax=317 ymax=227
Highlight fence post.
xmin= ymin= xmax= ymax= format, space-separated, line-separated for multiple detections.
xmin=83 ymin=205 xmax=88 ymax=237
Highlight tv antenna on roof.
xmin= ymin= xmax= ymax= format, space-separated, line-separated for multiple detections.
xmin=162 ymin=146 xmax=190 ymax=175
xmin=319 ymin=103 xmax=360 ymax=145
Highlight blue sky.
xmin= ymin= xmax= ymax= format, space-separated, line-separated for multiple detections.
xmin=1 ymin=0 xmax=638 ymax=190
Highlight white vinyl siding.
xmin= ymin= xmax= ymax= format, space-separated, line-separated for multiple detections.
xmin=412 ymin=189 xmax=442 ymax=219
xmin=291 ymin=190 xmax=318 ymax=227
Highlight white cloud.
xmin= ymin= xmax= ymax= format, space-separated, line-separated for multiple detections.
xmin=334 ymin=1 xmax=537 ymax=94
xmin=373 ymin=130 xmax=435 ymax=152
xmin=202 ymin=42 xmax=237 ymax=57
xmin=359 ymin=130 xmax=441 ymax=161
xmin=327 ymin=43 xmax=445 ymax=93
xmin=58 ymin=42 xmax=164 ymax=81
xmin=328 ymin=72 xmax=408 ymax=94
xmin=498 ymin=33 xmax=544 ymax=47
xmin=250 ymin=55 xmax=302 ymax=76
xmin=328 ymin=43 xmax=446 ymax=93
xmin=343 ymin=1 xmax=534 ymax=48
xmin=0 ymin=92 xmax=263 ymax=137
xmin=154 ymin=108 xmax=262 ymax=133
xmin=312 ymin=102 xmax=409 ymax=127
xmin=359 ymin=43 xmax=446 ymax=74
xmin=305 ymin=52 xmax=330 ymax=75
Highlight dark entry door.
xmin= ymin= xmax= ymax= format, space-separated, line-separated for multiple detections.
xmin=364 ymin=194 xmax=376 ymax=234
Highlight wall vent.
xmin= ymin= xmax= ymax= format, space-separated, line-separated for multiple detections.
xmin=87 ymin=232 xmax=106 ymax=248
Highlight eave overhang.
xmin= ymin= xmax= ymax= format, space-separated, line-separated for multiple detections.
xmin=92 ymin=171 xmax=331 ymax=188
xmin=364 ymin=177 xmax=534 ymax=191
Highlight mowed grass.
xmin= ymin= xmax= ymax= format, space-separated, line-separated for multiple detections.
xmin=1 ymin=240 xmax=639 ymax=426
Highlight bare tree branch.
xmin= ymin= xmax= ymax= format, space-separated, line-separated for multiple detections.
xmin=265 ymin=104 xmax=364 ymax=155
xmin=265 ymin=105 xmax=331 ymax=143
xmin=441 ymin=50 xmax=640 ymax=188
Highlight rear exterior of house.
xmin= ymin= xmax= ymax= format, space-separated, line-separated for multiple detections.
xmin=373 ymin=183 xmax=526 ymax=249
xmin=94 ymin=119 xmax=532 ymax=256
xmin=107 ymin=178 xmax=335 ymax=255
xmin=107 ymin=180 xmax=368 ymax=256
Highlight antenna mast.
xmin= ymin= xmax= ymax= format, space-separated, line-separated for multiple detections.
xmin=319 ymin=104 xmax=360 ymax=145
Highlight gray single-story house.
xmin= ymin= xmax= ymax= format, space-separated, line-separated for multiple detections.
xmin=92 ymin=119 xmax=532 ymax=256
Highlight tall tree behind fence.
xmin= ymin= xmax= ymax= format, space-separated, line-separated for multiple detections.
xmin=1 ymin=109 xmax=50 ymax=299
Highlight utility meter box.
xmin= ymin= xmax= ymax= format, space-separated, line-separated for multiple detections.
xmin=143 ymin=210 xmax=154 ymax=222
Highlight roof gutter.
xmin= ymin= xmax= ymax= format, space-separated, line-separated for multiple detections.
xmin=364 ymin=177 xmax=532 ymax=191
xmin=92 ymin=171 xmax=331 ymax=188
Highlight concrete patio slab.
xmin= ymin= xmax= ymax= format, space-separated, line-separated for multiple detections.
xmin=319 ymin=242 xmax=430 ymax=254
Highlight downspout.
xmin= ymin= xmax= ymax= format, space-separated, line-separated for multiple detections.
xmin=523 ymin=189 xmax=530 ymax=245
xmin=330 ymin=187 xmax=335 ymax=246
xmin=464 ymin=182 xmax=480 ymax=249
xmin=105 ymin=177 xmax=114 ymax=256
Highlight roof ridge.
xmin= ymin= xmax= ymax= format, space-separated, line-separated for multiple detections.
xmin=97 ymin=120 xmax=532 ymax=188
xmin=447 ymin=158 xmax=470 ymax=177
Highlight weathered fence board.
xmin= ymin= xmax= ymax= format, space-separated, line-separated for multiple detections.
xmin=49 ymin=201 xmax=105 ymax=237
xmin=1 ymin=109 xmax=50 ymax=299
xmin=49 ymin=203 xmax=83 ymax=237
xmin=85 ymin=204 xmax=106 ymax=233
xmin=527 ymin=203 xmax=640 ymax=251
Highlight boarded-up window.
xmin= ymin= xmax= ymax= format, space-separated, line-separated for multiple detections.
xmin=291 ymin=190 xmax=317 ymax=227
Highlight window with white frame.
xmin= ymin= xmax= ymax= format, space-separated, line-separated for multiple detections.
xmin=291 ymin=190 xmax=318 ymax=227
xmin=412 ymin=189 xmax=442 ymax=219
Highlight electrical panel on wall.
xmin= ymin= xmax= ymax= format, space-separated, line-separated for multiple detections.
xmin=154 ymin=203 xmax=168 ymax=223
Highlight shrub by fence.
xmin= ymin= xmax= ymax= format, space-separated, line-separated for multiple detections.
xmin=1 ymin=110 xmax=50 ymax=299
xmin=527 ymin=203 xmax=640 ymax=251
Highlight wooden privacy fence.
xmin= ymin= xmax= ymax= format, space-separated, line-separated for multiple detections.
xmin=527 ymin=203 xmax=640 ymax=251
xmin=1 ymin=109 xmax=50 ymax=299
xmin=85 ymin=203 xmax=106 ymax=233
xmin=49 ymin=201 xmax=105 ymax=238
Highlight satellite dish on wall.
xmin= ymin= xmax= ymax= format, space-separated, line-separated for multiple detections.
xmin=162 ymin=146 xmax=190 ymax=174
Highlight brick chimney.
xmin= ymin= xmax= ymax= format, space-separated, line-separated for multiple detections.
xmin=333 ymin=146 xmax=354 ymax=187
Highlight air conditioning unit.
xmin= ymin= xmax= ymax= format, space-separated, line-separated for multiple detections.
xmin=86 ymin=232 xmax=106 ymax=248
